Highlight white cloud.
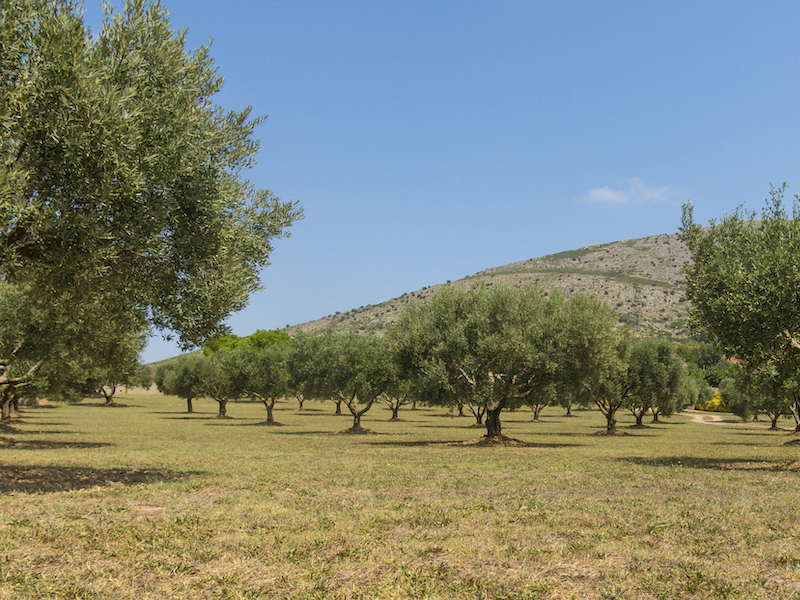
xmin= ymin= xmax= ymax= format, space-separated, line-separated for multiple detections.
xmin=583 ymin=177 xmax=683 ymax=206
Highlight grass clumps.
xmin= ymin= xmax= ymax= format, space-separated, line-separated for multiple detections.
xmin=1 ymin=395 xmax=799 ymax=598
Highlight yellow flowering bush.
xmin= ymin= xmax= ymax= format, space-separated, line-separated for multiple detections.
xmin=695 ymin=391 xmax=728 ymax=412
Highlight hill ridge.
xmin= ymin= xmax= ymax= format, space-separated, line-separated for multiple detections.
xmin=287 ymin=232 xmax=691 ymax=337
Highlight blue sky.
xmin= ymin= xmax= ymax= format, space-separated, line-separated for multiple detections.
xmin=83 ymin=1 xmax=800 ymax=363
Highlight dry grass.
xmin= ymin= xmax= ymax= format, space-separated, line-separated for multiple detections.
xmin=1 ymin=396 xmax=799 ymax=599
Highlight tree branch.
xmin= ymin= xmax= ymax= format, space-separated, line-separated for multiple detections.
xmin=783 ymin=330 xmax=800 ymax=352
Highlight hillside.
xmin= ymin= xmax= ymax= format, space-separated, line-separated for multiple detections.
xmin=287 ymin=232 xmax=693 ymax=337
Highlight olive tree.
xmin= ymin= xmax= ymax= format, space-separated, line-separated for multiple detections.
xmin=0 ymin=0 xmax=301 ymax=400
xmin=681 ymin=187 xmax=800 ymax=372
xmin=723 ymin=366 xmax=798 ymax=431
xmin=198 ymin=351 xmax=244 ymax=419
xmin=155 ymin=353 xmax=208 ymax=413
xmin=235 ymin=344 xmax=291 ymax=425
xmin=391 ymin=285 xmax=618 ymax=440
xmin=288 ymin=332 xmax=395 ymax=430
xmin=625 ymin=339 xmax=686 ymax=426
xmin=588 ymin=337 xmax=687 ymax=433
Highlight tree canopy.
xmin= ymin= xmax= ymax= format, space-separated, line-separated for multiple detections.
xmin=390 ymin=284 xmax=619 ymax=439
xmin=1 ymin=0 xmax=301 ymax=339
xmin=0 ymin=0 xmax=301 ymax=399
xmin=681 ymin=186 xmax=800 ymax=371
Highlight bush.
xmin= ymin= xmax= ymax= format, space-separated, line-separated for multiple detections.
xmin=695 ymin=391 xmax=728 ymax=412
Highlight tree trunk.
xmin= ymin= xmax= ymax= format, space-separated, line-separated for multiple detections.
xmin=265 ymin=400 xmax=275 ymax=423
xmin=411 ymin=400 xmax=417 ymax=411
xmin=217 ymin=399 xmax=228 ymax=418
xmin=1 ymin=393 xmax=12 ymax=422
xmin=101 ymin=385 xmax=117 ymax=406
xmin=650 ymin=407 xmax=660 ymax=423
xmin=530 ymin=404 xmax=544 ymax=421
xmin=485 ymin=404 xmax=505 ymax=438
xmin=634 ymin=411 xmax=645 ymax=426
xmin=351 ymin=411 xmax=362 ymax=430
xmin=334 ymin=399 xmax=342 ymax=415
xmin=564 ymin=403 xmax=572 ymax=417
xmin=605 ymin=410 xmax=617 ymax=434
xmin=10 ymin=395 xmax=19 ymax=414
xmin=390 ymin=404 xmax=400 ymax=420
xmin=769 ymin=414 xmax=779 ymax=430
xmin=186 ymin=397 xmax=194 ymax=413
xmin=297 ymin=397 xmax=304 ymax=411
xmin=468 ymin=404 xmax=486 ymax=425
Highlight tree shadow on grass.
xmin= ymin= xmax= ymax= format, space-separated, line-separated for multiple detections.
xmin=0 ymin=464 xmax=196 ymax=494
xmin=0 ymin=436 xmax=111 ymax=451
xmin=267 ymin=430 xmax=338 ymax=436
xmin=583 ymin=427 xmax=661 ymax=436
xmin=10 ymin=421 xmax=71 ymax=428
xmin=364 ymin=438 xmax=584 ymax=448
xmin=75 ymin=402 xmax=145 ymax=409
xmin=621 ymin=456 xmax=800 ymax=472
xmin=207 ymin=420 xmax=288 ymax=427
xmin=726 ymin=428 xmax=796 ymax=436
xmin=417 ymin=423 xmax=480 ymax=430
xmin=158 ymin=413 xmax=220 ymax=420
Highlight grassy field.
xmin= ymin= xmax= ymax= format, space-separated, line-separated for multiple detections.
xmin=1 ymin=395 xmax=799 ymax=599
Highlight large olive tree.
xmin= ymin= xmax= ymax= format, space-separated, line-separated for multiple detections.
xmin=681 ymin=186 xmax=800 ymax=371
xmin=391 ymin=285 xmax=618 ymax=440
xmin=0 ymin=1 xmax=301 ymax=398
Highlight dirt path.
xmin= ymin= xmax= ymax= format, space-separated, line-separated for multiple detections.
xmin=682 ymin=408 xmax=725 ymax=424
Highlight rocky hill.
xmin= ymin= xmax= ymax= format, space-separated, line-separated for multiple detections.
xmin=288 ymin=232 xmax=693 ymax=337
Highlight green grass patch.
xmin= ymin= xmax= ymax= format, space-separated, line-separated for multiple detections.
xmin=1 ymin=397 xmax=799 ymax=598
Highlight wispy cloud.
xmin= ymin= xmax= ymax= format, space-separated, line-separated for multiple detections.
xmin=582 ymin=178 xmax=683 ymax=206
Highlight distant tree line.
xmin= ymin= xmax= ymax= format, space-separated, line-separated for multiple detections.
xmin=155 ymin=285 xmax=711 ymax=438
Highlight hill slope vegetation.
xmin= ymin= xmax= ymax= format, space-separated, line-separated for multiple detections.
xmin=289 ymin=232 xmax=691 ymax=337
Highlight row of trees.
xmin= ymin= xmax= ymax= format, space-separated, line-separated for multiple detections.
xmin=157 ymin=286 xmax=699 ymax=437
xmin=0 ymin=0 xmax=301 ymax=417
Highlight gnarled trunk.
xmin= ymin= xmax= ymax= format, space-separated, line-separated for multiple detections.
xmin=606 ymin=411 xmax=617 ymax=434
xmin=468 ymin=404 xmax=486 ymax=425
xmin=265 ymin=399 xmax=275 ymax=423
xmin=484 ymin=400 xmax=507 ymax=438
xmin=769 ymin=413 xmax=780 ymax=430
xmin=650 ymin=407 xmax=661 ymax=423
xmin=216 ymin=398 xmax=228 ymax=418
xmin=1 ymin=391 xmax=13 ymax=421
xmin=100 ymin=385 xmax=117 ymax=406
xmin=530 ymin=403 xmax=545 ymax=421
xmin=186 ymin=397 xmax=194 ymax=413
